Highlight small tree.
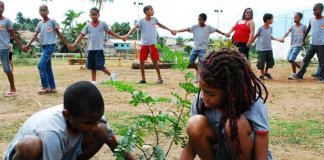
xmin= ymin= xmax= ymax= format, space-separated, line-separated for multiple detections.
xmin=105 ymin=44 xmax=199 ymax=159
xmin=183 ymin=45 xmax=192 ymax=55
xmin=88 ymin=0 xmax=113 ymax=12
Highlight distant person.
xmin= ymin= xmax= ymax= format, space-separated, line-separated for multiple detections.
xmin=4 ymin=81 xmax=134 ymax=160
xmin=252 ymin=13 xmax=284 ymax=80
xmin=281 ymin=12 xmax=306 ymax=80
xmin=226 ymin=8 xmax=255 ymax=59
xmin=24 ymin=4 xmax=70 ymax=94
xmin=180 ymin=48 xmax=272 ymax=160
xmin=70 ymin=7 xmax=126 ymax=85
xmin=0 ymin=1 xmax=27 ymax=97
xmin=126 ymin=5 xmax=176 ymax=84
xmin=8 ymin=42 xmax=13 ymax=71
xmin=175 ymin=13 xmax=226 ymax=82
xmin=295 ymin=3 xmax=324 ymax=82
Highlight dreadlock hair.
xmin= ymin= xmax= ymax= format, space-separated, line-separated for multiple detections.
xmin=198 ymin=48 xmax=268 ymax=155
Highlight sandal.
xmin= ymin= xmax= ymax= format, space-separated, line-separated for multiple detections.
xmin=37 ymin=88 xmax=49 ymax=95
xmin=47 ymin=89 xmax=57 ymax=94
xmin=4 ymin=91 xmax=16 ymax=97
xmin=156 ymin=79 xmax=164 ymax=84
xmin=264 ymin=73 xmax=273 ymax=79
xmin=137 ymin=80 xmax=147 ymax=84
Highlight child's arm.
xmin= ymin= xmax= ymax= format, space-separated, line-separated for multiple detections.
xmin=69 ymin=34 xmax=85 ymax=51
xmin=125 ymin=25 xmax=138 ymax=38
xmin=107 ymin=30 xmax=126 ymax=41
xmin=247 ymin=21 xmax=255 ymax=47
xmin=9 ymin=30 xmax=25 ymax=48
xmin=214 ymin=28 xmax=226 ymax=37
xmin=25 ymin=32 xmax=39 ymax=51
xmin=157 ymin=22 xmax=176 ymax=35
xmin=302 ymin=22 xmax=311 ymax=46
xmin=175 ymin=28 xmax=190 ymax=33
xmin=271 ymin=36 xmax=284 ymax=43
xmin=55 ymin=29 xmax=69 ymax=46
xmin=254 ymin=134 xmax=269 ymax=159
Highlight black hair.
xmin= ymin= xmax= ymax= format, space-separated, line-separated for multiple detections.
xmin=199 ymin=13 xmax=207 ymax=21
xmin=295 ymin=12 xmax=303 ymax=19
xmin=242 ymin=8 xmax=253 ymax=20
xmin=90 ymin=7 xmax=100 ymax=14
xmin=143 ymin=5 xmax=152 ymax=14
xmin=314 ymin=3 xmax=323 ymax=10
xmin=39 ymin=4 xmax=48 ymax=11
xmin=263 ymin=13 xmax=273 ymax=23
xmin=64 ymin=81 xmax=104 ymax=117
xmin=198 ymin=48 xmax=268 ymax=156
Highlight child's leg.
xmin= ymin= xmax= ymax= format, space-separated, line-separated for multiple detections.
xmin=296 ymin=45 xmax=316 ymax=79
xmin=188 ymin=49 xmax=198 ymax=71
xmin=150 ymin=45 xmax=162 ymax=80
xmin=38 ymin=45 xmax=54 ymax=89
xmin=180 ymin=115 xmax=217 ymax=160
xmin=46 ymin=57 xmax=56 ymax=90
xmin=0 ymin=49 xmax=16 ymax=92
xmin=256 ymin=51 xmax=266 ymax=77
xmin=101 ymin=67 xmax=111 ymax=76
xmin=140 ymin=60 xmax=146 ymax=81
xmin=225 ymin=115 xmax=253 ymax=160
xmin=10 ymin=60 xmax=13 ymax=71
xmin=152 ymin=60 xmax=162 ymax=80
xmin=139 ymin=46 xmax=149 ymax=81
xmin=12 ymin=135 xmax=42 ymax=160
xmin=91 ymin=70 xmax=97 ymax=81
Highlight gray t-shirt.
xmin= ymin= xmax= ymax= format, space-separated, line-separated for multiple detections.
xmin=81 ymin=21 xmax=110 ymax=50
xmin=256 ymin=26 xmax=273 ymax=51
xmin=191 ymin=94 xmax=270 ymax=134
xmin=137 ymin=17 xmax=159 ymax=45
xmin=310 ymin=17 xmax=324 ymax=45
xmin=289 ymin=24 xmax=307 ymax=47
xmin=4 ymin=105 xmax=115 ymax=160
xmin=36 ymin=19 xmax=59 ymax=45
xmin=189 ymin=24 xmax=216 ymax=50
xmin=0 ymin=18 xmax=13 ymax=50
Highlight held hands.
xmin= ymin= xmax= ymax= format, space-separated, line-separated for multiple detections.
xmin=225 ymin=33 xmax=231 ymax=38
xmin=279 ymin=38 xmax=284 ymax=43
xmin=171 ymin=30 xmax=176 ymax=36
xmin=121 ymin=35 xmax=128 ymax=42
xmin=68 ymin=44 xmax=76 ymax=51
xmin=22 ymin=45 xmax=30 ymax=53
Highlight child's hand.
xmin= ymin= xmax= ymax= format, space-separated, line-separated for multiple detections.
xmin=121 ymin=36 xmax=127 ymax=42
xmin=171 ymin=30 xmax=177 ymax=36
xmin=279 ymin=38 xmax=284 ymax=43
xmin=246 ymin=41 xmax=252 ymax=47
xmin=22 ymin=45 xmax=29 ymax=52
xmin=225 ymin=33 xmax=231 ymax=38
xmin=68 ymin=44 xmax=75 ymax=51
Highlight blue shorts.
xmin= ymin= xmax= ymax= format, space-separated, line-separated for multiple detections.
xmin=0 ymin=49 xmax=11 ymax=73
xmin=87 ymin=50 xmax=105 ymax=70
xmin=287 ymin=46 xmax=302 ymax=62
xmin=189 ymin=49 xmax=206 ymax=64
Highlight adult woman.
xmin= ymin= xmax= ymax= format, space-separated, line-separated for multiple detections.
xmin=226 ymin=8 xmax=255 ymax=59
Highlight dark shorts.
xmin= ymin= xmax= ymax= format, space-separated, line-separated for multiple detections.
xmin=9 ymin=52 xmax=13 ymax=61
xmin=234 ymin=42 xmax=250 ymax=59
xmin=87 ymin=50 xmax=105 ymax=70
xmin=257 ymin=50 xmax=274 ymax=70
xmin=140 ymin=45 xmax=159 ymax=61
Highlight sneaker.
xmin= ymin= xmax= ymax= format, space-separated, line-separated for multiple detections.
xmin=156 ymin=79 xmax=164 ymax=84
xmin=259 ymin=75 xmax=265 ymax=81
xmin=288 ymin=73 xmax=297 ymax=80
xmin=317 ymin=79 xmax=324 ymax=83
xmin=137 ymin=80 xmax=146 ymax=84
xmin=264 ymin=73 xmax=273 ymax=79
xmin=91 ymin=81 xmax=97 ymax=85
xmin=110 ymin=73 xmax=118 ymax=81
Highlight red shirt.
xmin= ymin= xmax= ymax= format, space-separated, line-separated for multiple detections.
xmin=233 ymin=20 xmax=251 ymax=43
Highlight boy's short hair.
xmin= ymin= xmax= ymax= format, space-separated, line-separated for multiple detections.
xmin=90 ymin=7 xmax=100 ymax=14
xmin=64 ymin=81 xmax=104 ymax=117
xmin=315 ymin=3 xmax=323 ymax=10
xmin=199 ymin=13 xmax=207 ymax=21
xmin=263 ymin=13 xmax=273 ymax=23
xmin=296 ymin=12 xmax=303 ymax=19
xmin=143 ymin=5 xmax=152 ymax=14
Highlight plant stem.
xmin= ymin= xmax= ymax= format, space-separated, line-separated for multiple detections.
xmin=146 ymin=103 xmax=159 ymax=160
xmin=135 ymin=144 xmax=149 ymax=160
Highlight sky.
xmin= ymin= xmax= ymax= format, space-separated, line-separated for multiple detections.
xmin=2 ymin=0 xmax=322 ymax=38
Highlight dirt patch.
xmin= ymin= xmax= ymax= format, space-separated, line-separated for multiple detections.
xmin=0 ymin=59 xmax=323 ymax=159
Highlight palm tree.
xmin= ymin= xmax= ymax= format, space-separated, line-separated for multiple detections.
xmin=88 ymin=0 xmax=114 ymax=12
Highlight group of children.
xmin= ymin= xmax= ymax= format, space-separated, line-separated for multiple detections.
xmin=1 ymin=1 xmax=323 ymax=160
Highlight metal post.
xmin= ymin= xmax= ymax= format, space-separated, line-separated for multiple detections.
xmin=134 ymin=2 xmax=143 ymax=41
xmin=214 ymin=9 xmax=223 ymax=39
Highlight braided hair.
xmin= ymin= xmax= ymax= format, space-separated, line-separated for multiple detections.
xmin=198 ymin=48 xmax=268 ymax=155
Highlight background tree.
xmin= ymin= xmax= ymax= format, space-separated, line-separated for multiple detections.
xmin=111 ymin=22 xmax=131 ymax=36
xmin=183 ymin=45 xmax=192 ymax=55
xmin=176 ymin=37 xmax=185 ymax=46
xmin=88 ymin=0 xmax=113 ymax=12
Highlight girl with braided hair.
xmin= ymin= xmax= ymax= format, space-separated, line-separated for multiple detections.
xmin=180 ymin=48 xmax=272 ymax=160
